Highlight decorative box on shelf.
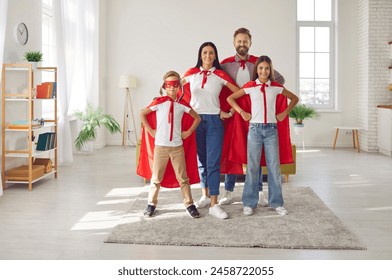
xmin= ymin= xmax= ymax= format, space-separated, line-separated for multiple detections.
xmin=5 ymin=165 xmax=45 ymax=181
xmin=33 ymin=158 xmax=53 ymax=173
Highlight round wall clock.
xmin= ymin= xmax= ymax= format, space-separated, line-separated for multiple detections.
xmin=15 ymin=22 xmax=28 ymax=45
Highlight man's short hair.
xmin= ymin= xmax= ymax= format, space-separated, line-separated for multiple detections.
xmin=233 ymin=27 xmax=252 ymax=41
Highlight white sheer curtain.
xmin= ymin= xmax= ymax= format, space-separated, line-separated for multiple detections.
xmin=0 ymin=0 xmax=7 ymax=68
xmin=53 ymin=0 xmax=98 ymax=164
xmin=0 ymin=0 xmax=8 ymax=196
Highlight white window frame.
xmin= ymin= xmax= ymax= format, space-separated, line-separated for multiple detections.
xmin=296 ymin=0 xmax=336 ymax=110
xmin=42 ymin=0 xmax=55 ymax=118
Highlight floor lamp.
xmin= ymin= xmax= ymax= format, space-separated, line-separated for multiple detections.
xmin=119 ymin=75 xmax=137 ymax=146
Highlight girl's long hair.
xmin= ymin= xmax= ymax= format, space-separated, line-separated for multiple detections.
xmin=252 ymin=55 xmax=275 ymax=81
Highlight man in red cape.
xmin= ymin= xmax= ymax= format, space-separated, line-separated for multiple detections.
xmin=136 ymin=95 xmax=199 ymax=188
xmin=224 ymin=80 xmax=294 ymax=169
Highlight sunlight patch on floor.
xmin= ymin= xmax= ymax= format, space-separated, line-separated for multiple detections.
xmin=333 ymin=176 xmax=374 ymax=188
xmin=297 ymin=149 xmax=321 ymax=154
xmin=71 ymin=210 xmax=126 ymax=230
xmin=96 ymin=198 xmax=136 ymax=205
xmin=105 ymin=186 xmax=146 ymax=197
xmin=365 ymin=206 xmax=392 ymax=211
xmin=334 ymin=183 xmax=374 ymax=188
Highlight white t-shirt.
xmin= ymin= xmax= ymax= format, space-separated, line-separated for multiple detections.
xmin=149 ymin=99 xmax=191 ymax=147
xmin=236 ymin=64 xmax=251 ymax=88
xmin=184 ymin=67 xmax=227 ymax=114
xmin=244 ymin=79 xmax=284 ymax=124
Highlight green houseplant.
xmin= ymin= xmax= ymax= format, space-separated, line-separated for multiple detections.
xmin=23 ymin=51 xmax=43 ymax=62
xmin=73 ymin=104 xmax=121 ymax=150
xmin=289 ymin=104 xmax=320 ymax=125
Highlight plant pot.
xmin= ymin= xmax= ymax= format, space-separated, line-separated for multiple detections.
xmin=79 ymin=140 xmax=94 ymax=153
xmin=29 ymin=62 xmax=39 ymax=71
xmin=293 ymin=123 xmax=304 ymax=135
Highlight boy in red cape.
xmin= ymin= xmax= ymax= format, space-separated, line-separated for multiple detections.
xmin=137 ymin=99 xmax=199 ymax=188
xmin=138 ymin=71 xmax=201 ymax=218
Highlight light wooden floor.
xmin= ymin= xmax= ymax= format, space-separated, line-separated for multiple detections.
xmin=0 ymin=146 xmax=391 ymax=260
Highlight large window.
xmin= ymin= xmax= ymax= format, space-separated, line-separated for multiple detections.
xmin=42 ymin=0 xmax=55 ymax=117
xmin=42 ymin=0 xmax=54 ymax=66
xmin=297 ymin=0 xmax=335 ymax=109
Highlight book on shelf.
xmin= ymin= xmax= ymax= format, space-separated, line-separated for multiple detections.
xmin=36 ymin=132 xmax=56 ymax=151
xmin=36 ymin=82 xmax=56 ymax=98
xmin=7 ymin=120 xmax=41 ymax=129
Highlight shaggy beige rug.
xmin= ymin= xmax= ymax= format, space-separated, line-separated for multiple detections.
xmin=105 ymin=186 xmax=366 ymax=250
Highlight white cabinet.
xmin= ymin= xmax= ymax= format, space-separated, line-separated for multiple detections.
xmin=377 ymin=106 xmax=392 ymax=156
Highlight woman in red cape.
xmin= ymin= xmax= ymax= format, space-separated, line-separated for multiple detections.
xmin=182 ymin=68 xmax=243 ymax=175
xmin=181 ymin=42 xmax=239 ymax=219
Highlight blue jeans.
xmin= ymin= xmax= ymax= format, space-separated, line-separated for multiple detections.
xmin=243 ymin=123 xmax=284 ymax=209
xmin=196 ymin=114 xmax=223 ymax=196
xmin=224 ymin=172 xmax=263 ymax=192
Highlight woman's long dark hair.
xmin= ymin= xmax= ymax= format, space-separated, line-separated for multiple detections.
xmin=252 ymin=55 xmax=275 ymax=81
xmin=195 ymin=42 xmax=222 ymax=70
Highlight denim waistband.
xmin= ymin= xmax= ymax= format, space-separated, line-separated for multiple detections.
xmin=249 ymin=123 xmax=277 ymax=127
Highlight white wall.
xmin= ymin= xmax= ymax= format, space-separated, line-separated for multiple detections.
xmin=357 ymin=0 xmax=392 ymax=152
xmin=104 ymin=0 xmax=360 ymax=148
xmin=105 ymin=0 xmax=297 ymax=145
xmin=3 ymin=0 xmax=41 ymax=63
xmin=1 ymin=0 xmax=41 ymax=171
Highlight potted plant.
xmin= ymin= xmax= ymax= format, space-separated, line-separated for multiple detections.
xmin=289 ymin=104 xmax=320 ymax=134
xmin=73 ymin=104 xmax=121 ymax=151
xmin=23 ymin=51 xmax=43 ymax=70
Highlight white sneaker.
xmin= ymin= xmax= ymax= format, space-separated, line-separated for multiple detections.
xmin=219 ymin=190 xmax=234 ymax=205
xmin=276 ymin=206 xmax=288 ymax=216
xmin=243 ymin=206 xmax=254 ymax=216
xmin=195 ymin=195 xmax=211 ymax=209
xmin=209 ymin=204 xmax=229 ymax=219
xmin=258 ymin=192 xmax=268 ymax=207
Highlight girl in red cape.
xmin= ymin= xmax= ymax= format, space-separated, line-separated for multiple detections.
xmin=227 ymin=55 xmax=299 ymax=216
xmin=181 ymin=42 xmax=239 ymax=219
xmin=138 ymin=71 xmax=201 ymax=218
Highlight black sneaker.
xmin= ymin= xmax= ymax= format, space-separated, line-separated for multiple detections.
xmin=144 ymin=205 xmax=156 ymax=217
xmin=186 ymin=205 xmax=201 ymax=218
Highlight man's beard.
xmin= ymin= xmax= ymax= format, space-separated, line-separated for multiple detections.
xmin=236 ymin=46 xmax=249 ymax=56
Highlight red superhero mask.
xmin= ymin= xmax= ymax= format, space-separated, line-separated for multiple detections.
xmin=164 ymin=81 xmax=180 ymax=89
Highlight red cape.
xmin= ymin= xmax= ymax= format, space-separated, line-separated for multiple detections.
xmin=221 ymin=80 xmax=293 ymax=174
xmin=181 ymin=68 xmax=243 ymax=174
xmin=136 ymin=96 xmax=200 ymax=188
xmin=181 ymin=67 xmax=237 ymax=112
xmin=220 ymin=55 xmax=258 ymax=65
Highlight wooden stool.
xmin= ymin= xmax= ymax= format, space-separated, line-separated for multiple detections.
xmin=332 ymin=126 xmax=361 ymax=153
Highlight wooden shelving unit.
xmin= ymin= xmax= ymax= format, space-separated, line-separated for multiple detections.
xmin=1 ymin=63 xmax=58 ymax=191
